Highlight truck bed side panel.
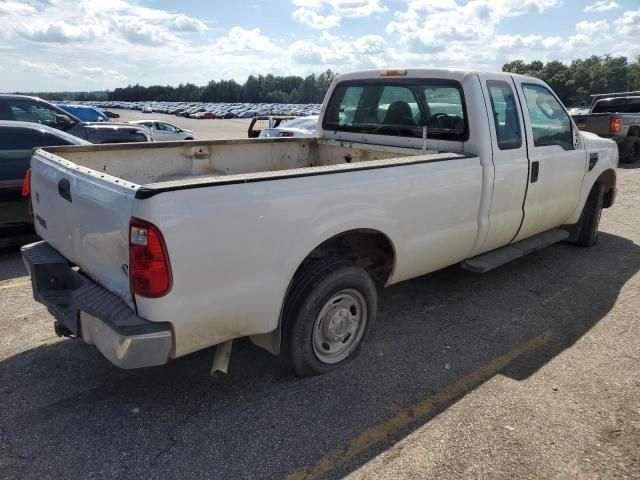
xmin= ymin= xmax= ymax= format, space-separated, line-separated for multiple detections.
xmin=132 ymin=156 xmax=483 ymax=357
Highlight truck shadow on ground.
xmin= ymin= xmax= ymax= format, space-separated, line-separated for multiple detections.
xmin=0 ymin=246 xmax=28 ymax=282
xmin=1 ymin=232 xmax=638 ymax=480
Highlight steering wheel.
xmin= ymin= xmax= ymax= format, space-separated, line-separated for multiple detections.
xmin=429 ymin=113 xmax=449 ymax=128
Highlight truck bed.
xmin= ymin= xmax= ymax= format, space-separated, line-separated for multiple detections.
xmin=41 ymin=137 xmax=446 ymax=188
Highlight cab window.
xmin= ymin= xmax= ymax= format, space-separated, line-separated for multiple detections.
xmin=323 ymin=79 xmax=468 ymax=141
xmin=522 ymin=84 xmax=573 ymax=150
xmin=487 ymin=80 xmax=522 ymax=150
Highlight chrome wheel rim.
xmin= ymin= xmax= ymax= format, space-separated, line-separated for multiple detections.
xmin=312 ymin=289 xmax=367 ymax=364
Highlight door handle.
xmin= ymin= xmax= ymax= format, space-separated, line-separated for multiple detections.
xmin=57 ymin=178 xmax=72 ymax=203
xmin=530 ymin=161 xmax=539 ymax=183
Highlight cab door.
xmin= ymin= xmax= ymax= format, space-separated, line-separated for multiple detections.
xmin=511 ymin=79 xmax=587 ymax=241
xmin=477 ymin=74 xmax=529 ymax=251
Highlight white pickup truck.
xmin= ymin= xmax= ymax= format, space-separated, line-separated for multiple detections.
xmin=22 ymin=68 xmax=618 ymax=376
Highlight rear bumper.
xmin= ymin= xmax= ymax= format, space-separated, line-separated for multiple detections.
xmin=21 ymin=241 xmax=173 ymax=369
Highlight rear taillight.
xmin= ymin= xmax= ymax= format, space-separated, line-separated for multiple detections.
xmin=278 ymin=131 xmax=295 ymax=137
xmin=129 ymin=218 xmax=172 ymax=298
xmin=21 ymin=169 xmax=31 ymax=197
xmin=610 ymin=117 xmax=621 ymax=134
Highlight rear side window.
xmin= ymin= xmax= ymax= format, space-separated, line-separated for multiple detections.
xmin=522 ymin=84 xmax=573 ymax=151
xmin=10 ymin=102 xmax=58 ymax=128
xmin=592 ymin=98 xmax=640 ymax=114
xmin=323 ymin=79 xmax=468 ymax=141
xmin=0 ymin=130 xmax=72 ymax=150
xmin=487 ymin=80 xmax=522 ymax=150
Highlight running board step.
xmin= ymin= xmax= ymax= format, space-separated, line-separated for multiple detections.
xmin=461 ymin=228 xmax=569 ymax=273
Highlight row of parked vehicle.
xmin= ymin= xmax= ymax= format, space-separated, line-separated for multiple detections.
xmin=0 ymin=94 xmax=157 ymax=246
xmin=75 ymin=100 xmax=322 ymax=119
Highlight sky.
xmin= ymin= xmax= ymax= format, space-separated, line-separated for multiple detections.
xmin=0 ymin=0 xmax=639 ymax=92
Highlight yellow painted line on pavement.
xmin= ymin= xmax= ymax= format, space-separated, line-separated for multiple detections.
xmin=0 ymin=280 xmax=31 ymax=290
xmin=288 ymin=329 xmax=553 ymax=480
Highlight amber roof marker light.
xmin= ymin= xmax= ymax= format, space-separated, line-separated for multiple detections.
xmin=380 ymin=69 xmax=408 ymax=76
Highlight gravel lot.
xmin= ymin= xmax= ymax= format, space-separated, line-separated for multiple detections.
xmin=113 ymin=108 xmax=254 ymax=140
xmin=0 ymin=138 xmax=638 ymax=479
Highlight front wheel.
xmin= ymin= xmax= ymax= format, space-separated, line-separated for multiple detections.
xmin=283 ymin=258 xmax=377 ymax=377
xmin=571 ymin=183 xmax=605 ymax=247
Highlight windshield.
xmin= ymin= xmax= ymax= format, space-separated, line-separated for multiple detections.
xmin=323 ymin=79 xmax=468 ymax=141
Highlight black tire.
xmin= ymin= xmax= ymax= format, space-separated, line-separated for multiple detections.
xmin=572 ymin=183 xmax=605 ymax=247
xmin=282 ymin=258 xmax=377 ymax=377
xmin=620 ymin=137 xmax=640 ymax=164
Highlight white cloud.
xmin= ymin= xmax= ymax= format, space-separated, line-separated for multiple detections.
xmin=292 ymin=0 xmax=386 ymax=29
xmin=5 ymin=0 xmax=206 ymax=47
xmin=584 ymin=1 xmax=620 ymax=13
xmin=614 ymin=10 xmax=640 ymax=36
xmin=0 ymin=0 xmax=36 ymax=15
xmin=575 ymin=20 xmax=609 ymax=36
xmin=0 ymin=0 xmax=638 ymax=93
xmin=19 ymin=60 xmax=73 ymax=79
xmin=209 ymin=27 xmax=278 ymax=54
xmin=293 ymin=0 xmax=387 ymax=18
xmin=80 ymin=66 xmax=127 ymax=82
xmin=16 ymin=21 xmax=99 ymax=43
xmin=288 ymin=33 xmax=389 ymax=67
xmin=292 ymin=8 xmax=341 ymax=29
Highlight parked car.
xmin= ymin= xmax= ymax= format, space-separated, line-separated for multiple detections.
xmin=259 ymin=115 xmax=318 ymax=138
xmin=248 ymin=115 xmax=295 ymax=138
xmin=129 ymin=120 xmax=195 ymax=141
xmin=0 ymin=95 xmax=150 ymax=143
xmin=57 ymin=104 xmax=109 ymax=122
xmin=22 ymin=68 xmax=617 ymax=377
xmin=571 ymin=91 xmax=640 ymax=163
xmin=141 ymin=106 xmax=153 ymax=113
xmin=0 ymin=121 xmax=89 ymax=247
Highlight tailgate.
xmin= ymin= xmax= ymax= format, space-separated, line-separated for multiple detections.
xmin=573 ymin=114 xmax=611 ymax=136
xmin=30 ymin=149 xmax=137 ymax=305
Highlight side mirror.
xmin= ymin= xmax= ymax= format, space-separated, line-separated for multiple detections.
xmin=55 ymin=114 xmax=73 ymax=129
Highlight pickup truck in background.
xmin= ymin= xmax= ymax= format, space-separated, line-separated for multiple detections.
xmin=22 ymin=68 xmax=618 ymax=377
xmin=571 ymin=91 xmax=640 ymax=163
xmin=0 ymin=95 xmax=150 ymax=144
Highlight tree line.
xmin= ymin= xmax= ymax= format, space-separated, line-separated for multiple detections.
xmin=502 ymin=55 xmax=640 ymax=106
xmin=23 ymin=55 xmax=640 ymax=106
xmin=107 ymin=70 xmax=338 ymax=104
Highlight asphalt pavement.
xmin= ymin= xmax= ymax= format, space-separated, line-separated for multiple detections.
xmin=0 ymin=141 xmax=638 ymax=479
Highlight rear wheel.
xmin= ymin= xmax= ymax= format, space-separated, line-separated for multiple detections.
xmin=620 ymin=137 xmax=640 ymax=164
xmin=283 ymin=258 xmax=377 ymax=377
xmin=571 ymin=183 xmax=605 ymax=247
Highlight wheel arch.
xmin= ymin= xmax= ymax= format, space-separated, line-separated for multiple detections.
xmin=249 ymin=228 xmax=397 ymax=356
xmin=596 ymin=169 xmax=616 ymax=208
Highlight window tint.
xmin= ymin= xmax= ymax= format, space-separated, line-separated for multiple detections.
xmin=323 ymin=79 xmax=467 ymax=141
xmin=592 ymin=98 xmax=640 ymax=114
xmin=0 ymin=130 xmax=74 ymax=150
xmin=522 ymin=84 xmax=573 ymax=150
xmin=487 ymin=80 xmax=522 ymax=150
xmin=158 ymin=122 xmax=178 ymax=132
xmin=5 ymin=100 xmax=58 ymax=128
